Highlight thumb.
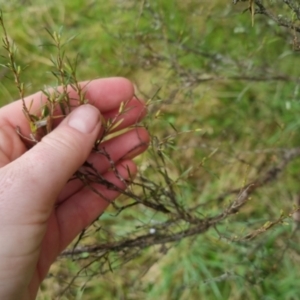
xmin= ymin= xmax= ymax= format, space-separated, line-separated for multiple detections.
xmin=0 ymin=104 xmax=101 ymax=221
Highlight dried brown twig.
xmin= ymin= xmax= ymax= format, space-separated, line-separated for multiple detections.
xmin=233 ymin=0 xmax=300 ymax=33
xmin=61 ymin=147 xmax=300 ymax=259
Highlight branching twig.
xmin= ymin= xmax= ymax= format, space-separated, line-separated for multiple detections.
xmin=61 ymin=147 xmax=300 ymax=258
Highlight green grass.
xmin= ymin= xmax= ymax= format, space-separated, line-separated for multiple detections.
xmin=1 ymin=0 xmax=300 ymax=299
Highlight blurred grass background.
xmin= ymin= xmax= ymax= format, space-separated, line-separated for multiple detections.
xmin=1 ymin=0 xmax=300 ymax=299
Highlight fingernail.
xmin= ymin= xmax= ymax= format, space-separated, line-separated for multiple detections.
xmin=68 ymin=105 xmax=100 ymax=133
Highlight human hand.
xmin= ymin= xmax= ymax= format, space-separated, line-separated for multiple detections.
xmin=0 ymin=77 xmax=149 ymax=300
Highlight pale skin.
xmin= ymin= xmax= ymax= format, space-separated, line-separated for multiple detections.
xmin=0 ymin=77 xmax=149 ymax=299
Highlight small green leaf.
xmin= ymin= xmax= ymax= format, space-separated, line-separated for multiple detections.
xmin=80 ymin=252 xmax=90 ymax=258
xmin=41 ymin=105 xmax=50 ymax=118
xmin=110 ymin=118 xmax=124 ymax=131
xmin=29 ymin=121 xmax=37 ymax=133
xmin=118 ymin=101 xmax=125 ymax=114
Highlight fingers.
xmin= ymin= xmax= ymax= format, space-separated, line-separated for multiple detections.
xmin=0 ymin=77 xmax=146 ymax=164
xmin=55 ymin=160 xmax=137 ymax=252
xmin=57 ymin=127 xmax=149 ymax=202
xmin=0 ymin=77 xmax=138 ymax=135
